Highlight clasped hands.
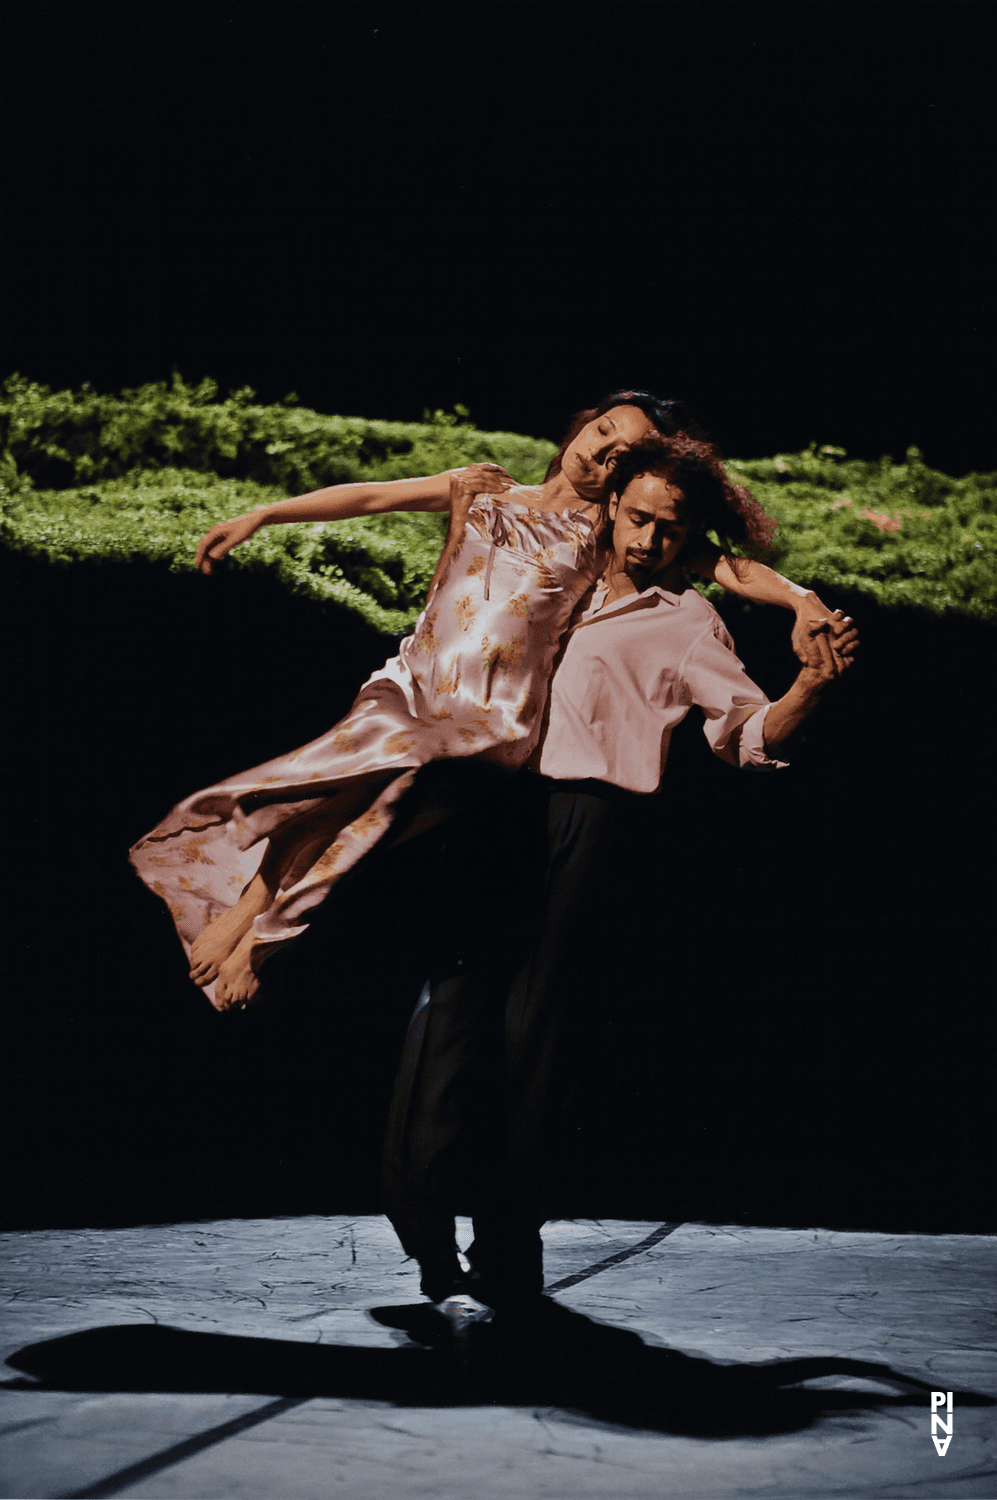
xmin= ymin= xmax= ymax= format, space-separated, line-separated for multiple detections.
xmin=792 ymin=599 xmax=860 ymax=680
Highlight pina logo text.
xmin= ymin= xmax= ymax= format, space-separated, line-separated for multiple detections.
xmin=931 ymin=1391 xmax=953 ymax=1456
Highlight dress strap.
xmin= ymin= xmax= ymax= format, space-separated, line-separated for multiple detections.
xmin=483 ymin=510 xmax=510 ymax=600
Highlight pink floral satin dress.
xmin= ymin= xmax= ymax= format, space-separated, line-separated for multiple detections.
xmin=130 ymin=489 xmax=603 ymax=995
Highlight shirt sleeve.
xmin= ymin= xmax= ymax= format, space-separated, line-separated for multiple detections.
xmin=681 ymin=619 xmax=789 ymax=771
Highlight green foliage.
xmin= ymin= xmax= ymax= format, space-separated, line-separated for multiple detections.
xmin=698 ymin=444 xmax=997 ymax=622
xmin=0 ymin=467 xmax=448 ymax=634
xmin=2 ymin=379 xmax=995 ymax=628
xmin=0 ymin=373 xmax=556 ymax=491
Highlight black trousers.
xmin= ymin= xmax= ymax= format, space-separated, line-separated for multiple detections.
xmin=382 ymin=773 xmax=641 ymax=1302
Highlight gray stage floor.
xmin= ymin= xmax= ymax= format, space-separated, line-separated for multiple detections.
xmin=1 ymin=1216 xmax=994 ymax=1499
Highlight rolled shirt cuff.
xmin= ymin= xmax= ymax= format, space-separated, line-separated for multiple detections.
xmin=740 ymin=703 xmax=789 ymax=770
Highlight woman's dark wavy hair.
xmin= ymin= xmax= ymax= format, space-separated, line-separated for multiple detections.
xmin=607 ymin=434 xmax=777 ymax=562
xmin=543 ymin=389 xmax=709 ymax=482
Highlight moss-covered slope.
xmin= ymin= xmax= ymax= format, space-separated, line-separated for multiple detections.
xmin=722 ymin=446 xmax=997 ymax=622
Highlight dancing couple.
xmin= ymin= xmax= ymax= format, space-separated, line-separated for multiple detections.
xmin=132 ymin=389 xmax=857 ymax=1319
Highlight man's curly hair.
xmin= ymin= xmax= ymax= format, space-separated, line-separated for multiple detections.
xmin=605 ymin=434 xmax=777 ymax=565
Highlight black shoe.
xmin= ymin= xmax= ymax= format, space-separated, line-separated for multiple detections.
xmin=369 ymin=1293 xmax=494 ymax=1348
xmin=367 ymin=1302 xmax=457 ymax=1348
xmin=418 ymin=1256 xmax=470 ymax=1304
xmin=459 ymin=1262 xmax=544 ymax=1312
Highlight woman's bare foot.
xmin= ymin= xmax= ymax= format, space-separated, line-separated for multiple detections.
xmin=212 ymin=929 xmax=262 ymax=1011
xmin=190 ymin=874 xmax=272 ymax=986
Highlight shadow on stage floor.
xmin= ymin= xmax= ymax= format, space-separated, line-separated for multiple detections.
xmin=6 ymin=1320 xmax=992 ymax=1441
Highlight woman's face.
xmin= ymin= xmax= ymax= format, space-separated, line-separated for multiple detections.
xmin=559 ymin=404 xmax=655 ymax=500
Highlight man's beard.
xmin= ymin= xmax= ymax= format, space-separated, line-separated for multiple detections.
xmin=624 ymin=551 xmax=657 ymax=584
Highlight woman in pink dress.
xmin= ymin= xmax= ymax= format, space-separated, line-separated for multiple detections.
xmin=131 ymin=393 xmax=839 ymax=1010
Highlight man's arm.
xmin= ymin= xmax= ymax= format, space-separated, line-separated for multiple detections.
xmin=762 ymin=617 xmax=858 ymax=755
xmin=686 ymin=612 xmax=858 ymax=769
xmin=690 ymin=552 xmax=857 ymax=670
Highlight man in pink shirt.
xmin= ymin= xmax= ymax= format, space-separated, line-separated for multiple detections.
xmin=381 ymin=437 xmax=858 ymax=1325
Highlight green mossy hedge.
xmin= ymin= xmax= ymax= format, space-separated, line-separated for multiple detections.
xmin=0 ymin=373 xmax=555 ymax=491
xmin=2 ymin=467 xmax=447 ymax=634
xmin=720 ymin=446 xmax=997 ymax=622
xmin=3 ymin=375 xmax=995 ymax=629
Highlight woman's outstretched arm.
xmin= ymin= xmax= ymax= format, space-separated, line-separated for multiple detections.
xmin=194 ymin=471 xmax=459 ymax=574
xmin=690 ymin=551 xmax=858 ymax=669
xmin=195 ymin=465 xmax=520 ymax=575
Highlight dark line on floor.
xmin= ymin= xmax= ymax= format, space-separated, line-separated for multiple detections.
xmin=545 ymin=1221 xmax=684 ymax=1292
xmin=59 ymin=1396 xmax=310 ymax=1499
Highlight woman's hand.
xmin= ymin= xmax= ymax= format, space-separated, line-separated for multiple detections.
xmin=449 ymin=463 xmax=516 ymax=513
xmin=194 ymin=511 xmax=268 ymax=575
xmin=424 ymin=465 xmax=517 ymax=601
xmin=792 ymin=593 xmax=858 ymax=674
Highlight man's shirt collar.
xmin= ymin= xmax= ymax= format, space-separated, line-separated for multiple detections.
xmin=573 ymin=580 xmax=689 ymax=629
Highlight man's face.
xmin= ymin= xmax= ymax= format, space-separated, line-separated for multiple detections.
xmin=607 ymin=471 xmax=690 ymax=590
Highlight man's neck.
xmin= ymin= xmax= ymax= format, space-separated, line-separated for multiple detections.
xmin=601 ymin=560 xmax=684 ymax=605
